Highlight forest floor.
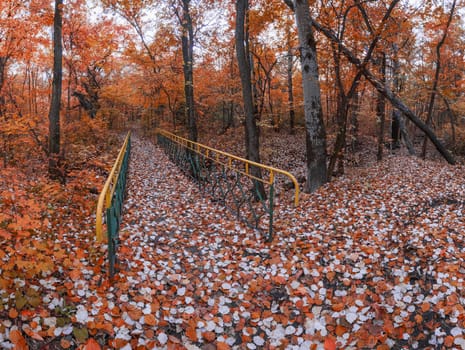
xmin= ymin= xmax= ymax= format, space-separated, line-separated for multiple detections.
xmin=1 ymin=127 xmax=465 ymax=350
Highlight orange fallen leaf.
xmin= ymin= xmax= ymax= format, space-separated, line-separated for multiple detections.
xmin=295 ymin=286 xmax=308 ymax=296
xmin=335 ymin=324 xmax=347 ymax=337
xmin=203 ymin=331 xmax=216 ymax=342
xmin=421 ymin=302 xmax=431 ymax=312
xmin=216 ymin=341 xmax=230 ymax=350
xmin=273 ymin=275 xmax=286 ymax=284
xmin=9 ymin=308 xmax=18 ymax=319
xmin=24 ymin=327 xmax=44 ymax=341
xmin=9 ymin=329 xmax=27 ymax=349
xmin=84 ymin=338 xmax=101 ymax=350
xmin=127 ymin=306 xmax=142 ymax=321
xmin=69 ymin=269 xmax=81 ymax=281
xmin=324 ymin=337 xmax=337 ymax=350
xmin=444 ymin=335 xmax=454 ymax=347
xmin=185 ymin=326 xmax=197 ymax=342
xmin=144 ymin=314 xmax=157 ymax=326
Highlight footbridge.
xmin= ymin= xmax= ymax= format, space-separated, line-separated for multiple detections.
xmin=95 ymin=130 xmax=299 ymax=276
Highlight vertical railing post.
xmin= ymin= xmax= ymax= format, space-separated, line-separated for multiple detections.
xmin=267 ymin=184 xmax=274 ymax=242
xmin=107 ymin=207 xmax=116 ymax=278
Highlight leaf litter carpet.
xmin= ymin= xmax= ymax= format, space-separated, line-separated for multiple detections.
xmin=109 ymin=136 xmax=465 ymax=349
xmin=2 ymin=134 xmax=465 ymax=350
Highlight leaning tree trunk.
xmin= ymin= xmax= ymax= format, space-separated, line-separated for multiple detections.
xmin=285 ymin=0 xmax=327 ymax=193
xmin=48 ymin=0 xmax=64 ymax=181
xmin=235 ymin=0 xmax=265 ymax=198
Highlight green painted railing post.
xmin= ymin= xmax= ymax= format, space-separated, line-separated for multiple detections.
xmin=267 ymin=184 xmax=274 ymax=242
xmin=107 ymin=207 xmax=116 ymax=278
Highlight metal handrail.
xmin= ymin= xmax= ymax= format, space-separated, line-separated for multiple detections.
xmin=157 ymin=129 xmax=299 ymax=206
xmin=96 ymin=132 xmax=131 ymax=242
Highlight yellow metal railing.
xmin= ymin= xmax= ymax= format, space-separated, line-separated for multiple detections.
xmin=96 ymin=132 xmax=131 ymax=242
xmin=157 ymin=129 xmax=299 ymax=206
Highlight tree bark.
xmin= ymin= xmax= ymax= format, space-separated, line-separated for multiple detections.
xmin=0 ymin=57 xmax=8 ymax=167
xmin=391 ymin=44 xmax=401 ymax=149
xmin=285 ymin=0 xmax=327 ymax=193
xmin=180 ymin=0 xmax=197 ymax=142
xmin=286 ymin=29 xmax=296 ymax=134
xmin=0 ymin=57 xmax=8 ymax=119
xmin=48 ymin=0 xmax=64 ymax=181
xmin=376 ymin=53 xmax=386 ymax=162
xmin=312 ymin=18 xmax=456 ymax=165
xmin=235 ymin=0 xmax=265 ymax=197
xmin=393 ymin=110 xmax=415 ymax=154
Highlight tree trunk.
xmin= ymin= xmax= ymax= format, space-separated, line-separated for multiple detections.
xmin=0 ymin=57 xmax=7 ymax=166
xmin=0 ymin=57 xmax=7 ymax=119
xmin=181 ymin=0 xmax=197 ymax=142
xmin=441 ymin=96 xmax=456 ymax=148
xmin=376 ymin=53 xmax=386 ymax=161
xmin=394 ymin=110 xmax=415 ymax=154
xmin=391 ymin=44 xmax=401 ymax=149
xmin=48 ymin=0 xmax=64 ymax=181
xmin=285 ymin=0 xmax=327 ymax=193
xmin=349 ymin=89 xmax=360 ymax=154
xmin=328 ymin=43 xmax=347 ymax=178
xmin=235 ymin=0 xmax=265 ymax=198
xmin=286 ymin=29 xmax=296 ymax=134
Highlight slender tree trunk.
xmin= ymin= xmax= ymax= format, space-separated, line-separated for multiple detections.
xmin=422 ymin=0 xmax=456 ymax=158
xmin=391 ymin=45 xmax=401 ymax=149
xmin=48 ymin=0 xmax=63 ymax=180
xmin=0 ymin=57 xmax=7 ymax=118
xmin=376 ymin=53 xmax=386 ymax=161
xmin=441 ymin=96 xmax=456 ymax=148
xmin=285 ymin=0 xmax=327 ymax=193
xmin=390 ymin=45 xmax=415 ymax=155
xmin=328 ymin=43 xmax=346 ymax=178
xmin=0 ymin=57 xmax=7 ymax=167
xmin=249 ymin=52 xmax=261 ymax=121
xmin=32 ymin=68 xmax=38 ymax=116
xmin=349 ymin=89 xmax=360 ymax=154
xmin=180 ymin=0 xmax=197 ymax=142
xmin=286 ymin=30 xmax=296 ymax=134
xmin=236 ymin=0 xmax=265 ymax=198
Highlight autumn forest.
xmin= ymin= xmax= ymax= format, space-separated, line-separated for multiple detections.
xmin=1 ymin=0 xmax=465 ymax=349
